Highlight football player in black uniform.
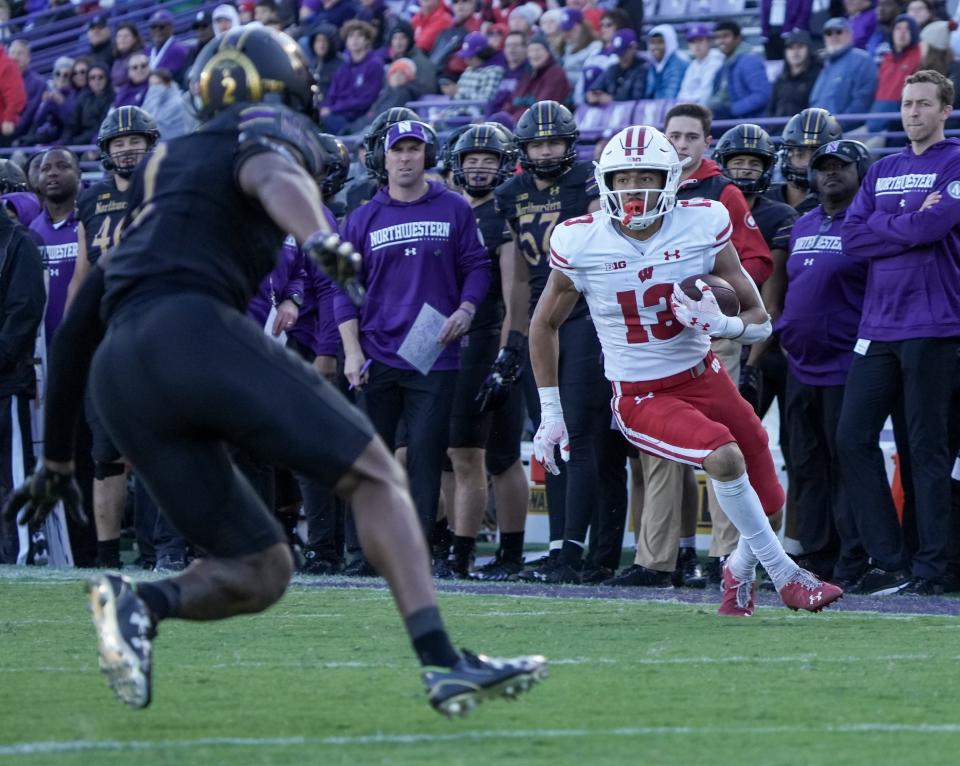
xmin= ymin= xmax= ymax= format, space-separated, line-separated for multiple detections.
xmin=438 ymin=124 xmax=529 ymax=579
xmin=495 ymin=100 xmax=607 ymax=584
xmin=69 ymin=106 xmax=162 ymax=570
xmin=765 ymin=107 xmax=843 ymax=214
xmin=3 ymin=28 xmax=545 ymax=716
xmin=346 ymin=106 xmax=421 ymax=210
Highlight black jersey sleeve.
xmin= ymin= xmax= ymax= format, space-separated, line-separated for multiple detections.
xmin=494 ymin=181 xmax=519 ymax=233
xmin=771 ymin=207 xmax=799 ymax=253
xmin=568 ymin=161 xmax=599 ymax=202
xmin=44 ymin=266 xmax=107 ymax=462
xmin=234 ymin=104 xmax=326 ymax=185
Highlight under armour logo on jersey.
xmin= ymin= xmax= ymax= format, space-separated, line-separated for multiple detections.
xmin=663 ymin=249 xmax=680 ymax=261
xmin=404 ymin=247 xmax=417 ymax=257
xmin=638 ymin=266 xmax=654 ymax=282
xmin=803 ymin=258 xmax=815 ymax=266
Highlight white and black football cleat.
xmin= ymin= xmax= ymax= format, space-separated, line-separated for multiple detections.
xmin=87 ymin=574 xmax=156 ymax=709
xmin=422 ymin=650 xmax=548 ymax=717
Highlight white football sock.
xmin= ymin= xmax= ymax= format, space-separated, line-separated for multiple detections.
xmin=726 ymin=536 xmax=758 ymax=583
xmin=711 ymin=474 xmax=798 ymax=589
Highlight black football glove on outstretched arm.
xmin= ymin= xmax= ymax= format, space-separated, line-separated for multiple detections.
xmin=2 ymin=462 xmax=87 ymax=527
xmin=476 ymin=330 xmax=526 ymax=413
xmin=304 ymin=231 xmax=364 ymax=307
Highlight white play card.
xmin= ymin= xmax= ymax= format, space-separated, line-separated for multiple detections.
xmin=398 ymin=303 xmax=448 ymax=375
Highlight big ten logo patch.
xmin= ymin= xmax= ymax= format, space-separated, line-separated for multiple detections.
xmin=605 ymin=260 xmax=627 ymax=271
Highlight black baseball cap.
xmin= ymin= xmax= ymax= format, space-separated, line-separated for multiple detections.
xmin=811 ymin=140 xmax=866 ymax=167
xmin=193 ymin=10 xmax=213 ymax=27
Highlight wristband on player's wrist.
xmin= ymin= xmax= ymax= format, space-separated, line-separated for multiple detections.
xmin=505 ymin=330 xmax=526 ymax=351
xmin=538 ymin=386 xmax=563 ymax=419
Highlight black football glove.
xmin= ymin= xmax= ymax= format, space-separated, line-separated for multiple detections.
xmin=304 ymin=231 xmax=364 ymax=307
xmin=2 ymin=464 xmax=87 ymax=527
xmin=739 ymin=363 xmax=763 ymax=415
xmin=476 ymin=331 xmax=526 ymax=414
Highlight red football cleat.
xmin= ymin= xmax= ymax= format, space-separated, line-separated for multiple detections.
xmin=718 ymin=562 xmax=756 ymax=617
xmin=777 ymin=568 xmax=844 ymax=612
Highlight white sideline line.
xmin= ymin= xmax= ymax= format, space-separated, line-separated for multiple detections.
xmin=4 ymin=723 xmax=960 ymax=756
xmin=3 ymin=653 xmax=958 ymax=674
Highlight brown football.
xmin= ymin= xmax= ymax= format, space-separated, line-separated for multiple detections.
xmin=679 ymin=274 xmax=740 ymax=317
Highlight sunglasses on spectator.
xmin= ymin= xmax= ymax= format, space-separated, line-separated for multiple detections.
xmin=129 ymin=62 xmax=149 ymax=70
xmin=73 ymin=69 xmax=88 ymax=76
xmin=56 ymin=70 xmax=71 ymax=78
xmin=89 ymin=73 xmax=106 ymax=80
xmin=824 ymin=28 xmax=846 ymax=36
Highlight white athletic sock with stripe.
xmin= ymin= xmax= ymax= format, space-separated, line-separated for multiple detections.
xmin=711 ymin=474 xmax=798 ymax=589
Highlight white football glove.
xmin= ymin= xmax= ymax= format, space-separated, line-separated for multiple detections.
xmin=533 ymin=387 xmax=569 ymax=475
xmin=670 ymin=280 xmax=744 ymax=339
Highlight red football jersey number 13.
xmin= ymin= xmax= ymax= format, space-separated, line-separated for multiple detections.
xmin=615 ymin=284 xmax=683 ymax=344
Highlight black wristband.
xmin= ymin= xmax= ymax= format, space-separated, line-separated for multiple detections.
xmin=505 ymin=330 xmax=526 ymax=350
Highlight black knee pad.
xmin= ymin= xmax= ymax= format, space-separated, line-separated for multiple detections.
xmin=485 ymin=448 xmax=520 ymax=477
xmin=94 ymin=461 xmax=125 ymax=480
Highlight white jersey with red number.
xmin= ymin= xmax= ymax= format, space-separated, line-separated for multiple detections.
xmin=549 ymin=199 xmax=732 ymax=381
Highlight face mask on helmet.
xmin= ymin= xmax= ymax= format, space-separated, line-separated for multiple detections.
xmin=602 ymin=182 xmax=671 ymax=231
xmin=519 ymin=139 xmax=576 ymax=179
xmin=106 ymin=137 xmax=154 ymax=178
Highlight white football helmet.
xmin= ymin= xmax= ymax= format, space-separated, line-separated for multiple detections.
xmin=594 ymin=126 xmax=684 ymax=231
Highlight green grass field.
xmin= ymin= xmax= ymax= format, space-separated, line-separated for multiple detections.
xmin=2 ymin=568 xmax=959 ymax=766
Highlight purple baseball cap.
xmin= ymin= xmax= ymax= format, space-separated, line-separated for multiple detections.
xmin=386 ymin=120 xmax=433 ymax=150
xmin=560 ymin=7 xmax=583 ymax=31
xmin=456 ymin=31 xmax=490 ymax=59
xmin=149 ymin=9 xmax=175 ymax=27
xmin=611 ymin=28 xmax=637 ymax=52
xmin=685 ymin=22 xmax=713 ymax=40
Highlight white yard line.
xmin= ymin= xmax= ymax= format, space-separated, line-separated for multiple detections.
xmin=3 ymin=723 xmax=960 ymax=756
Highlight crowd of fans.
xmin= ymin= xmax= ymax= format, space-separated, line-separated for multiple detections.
xmin=1 ymin=0 xmax=960 ymax=147
xmin=0 ymin=0 xmax=958 ymax=599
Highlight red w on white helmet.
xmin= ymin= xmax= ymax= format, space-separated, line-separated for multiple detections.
xmin=594 ymin=125 xmax=684 ymax=231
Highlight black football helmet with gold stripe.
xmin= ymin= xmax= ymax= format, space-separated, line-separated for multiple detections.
xmin=779 ymin=108 xmax=843 ymax=188
xmin=452 ymin=123 xmax=517 ymax=197
xmin=714 ymin=123 xmax=777 ymax=195
xmin=97 ymin=106 xmax=160 ymax=178
xmin=192 ymin=26 xmax=315 ymax=118
xmin=515 ymin=100 xmax=578 ymax=179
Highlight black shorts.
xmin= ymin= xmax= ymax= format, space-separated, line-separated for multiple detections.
xmin=485 ymin=380 xmax=523 ymax=475
xmin=84 ymin=388 xmax=121 ymax=465
xmin=89 ymin=293 xmax=375 ymax=558
xmin=449 ymin=328 xmax=500 ymax=450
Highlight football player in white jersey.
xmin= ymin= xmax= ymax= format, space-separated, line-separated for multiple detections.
xmin=528 ymin=125 xmax=843 ymax=615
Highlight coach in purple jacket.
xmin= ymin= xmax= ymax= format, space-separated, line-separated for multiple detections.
xmin=147 ymin=10 xmax=190 ymax=83
xmin=335 ymin=120 xmax=490 ymax=545
xmin=838 ymin=70 xmax=960 ymax=596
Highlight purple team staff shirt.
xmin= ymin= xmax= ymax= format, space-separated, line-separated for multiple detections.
xmin=842 ymin=138 xmax=960 ymax=342
xmin=334 ymin=181 xmax=491 ymax=371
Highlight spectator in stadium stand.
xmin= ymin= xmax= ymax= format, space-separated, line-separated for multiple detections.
xmin=356 ymin=0 xmax=387 ymax=47
xmin=308 ymin=25 xmax=343 ymax=102
xmin=449 ymin=32 xmax=504 ymax=114
xmin=239 ymin=1 xmax=256 ymax=23
xmin=70 ymin=58 xmax=91 ymax=96
xmin=572 ymin=9 xmax=629 ymax=104
xmin=110 ymin=23 xmax=144 ymax=90
xmin=538 ymin=10 xmax=566 ymax=58
xmin=7 ymin=40 xmax=41 ymax=142
xmin=867 ymin=0 xmax=903 ymax=59
xmin=141 ymin=69 xmax=195 ymax=139
xmin=489 ymin=31 xmax=528 ymax=114
xmin=774 ymin=139 xmax=871 ymax=586
xmin=676 ymin=23 xmax=724 ymax=105
xmin=360 ymin=59 xmax=422 ymax=126
xmin=319 ymin=20 xmax=383 ymax=134
xmin=558 ymin=8 xmax=601 ymax=89
xmin=869 ymin=14 xmax=921 ymax=133
xmin=504 ymin=33 xmax=571 ymax=122
xmin=186 ymin=11 xmax=216 ymax=70
xmin=760 ymin=0 xmax=812 ymax=59
xmin=768 ymin=29 xmax=821 ymax=117
xmin=846 ymin=0 xmax=878 ymax=49
xmin=213 ymin=4 xmax=242 ymax=36
xmin=430 ymin=0 xmax=480 ymax=80
xmin=112 ymin=52 xmax=150 ymax=109
xmin=334 ymin=119 xmax=491 ymax=546
xmin=809 ymin=17 xmax=877 ymax=119
xmin=0 ymin=180 xmax=46 ymax=565
xmin=708 ymin=21 xmax=772 ymax=119
xmin=382 ymin=20 xmax=438 ymax=96
xmin=906 ymin=0 xmax=935 ymax=29
xmin=507 ymin=2 xmax=540 ymax=37
xmin=839 ymin=70 xmax=960 ymax=596
xmin=147 ymin=10 xmax=189 ymax=83
xmin=585 ymin=28 xmax=648 ymax=105
xmin=17 ymin=58 xmax=74 ymax=147
xmin=61 ymin=63 xmax=112 ymax=146
xmin=413 ymin=0 xmax=453 ymax=54
xmin=85 ymin=14 xmax=114 ymax=71
xmin=300 ymin=0 xmax=358 ymax=29
xmin=918 ymin=21 xmax=960 ymax=107
xmin=645 ymin=24 xmax=688 ymax=99
xmin=0 ymin=42 xmax=24 ymax=146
